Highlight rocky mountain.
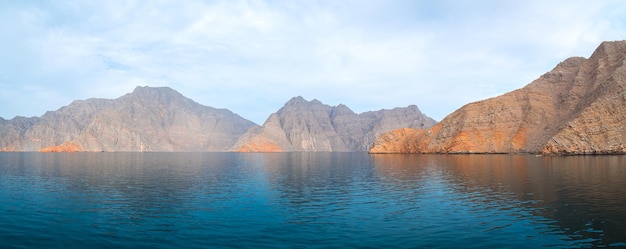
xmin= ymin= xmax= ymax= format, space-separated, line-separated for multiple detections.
xmin=229 ymin=96 xmax=436 ymax=152
xmin=0 ymin=116 xmax=40 ymax=151
xmin=0 ymin=86 xmax=257 ymax=152
xmin=370 ymin=40 xmax=626 ymax=155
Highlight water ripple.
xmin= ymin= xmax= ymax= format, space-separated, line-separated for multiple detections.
xmin=1 ymin=153 xmax=626 ymax=248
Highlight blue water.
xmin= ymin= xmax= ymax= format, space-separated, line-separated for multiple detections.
xmin=1 ymin=153 xmax=625 ymax=248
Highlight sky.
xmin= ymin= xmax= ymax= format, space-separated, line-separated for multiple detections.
xmin=1 ymin=1 xmax=625 ymax=124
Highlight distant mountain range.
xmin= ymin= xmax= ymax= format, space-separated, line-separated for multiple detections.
xmin=3 ymin=40 xmax=626 ymax=154
xmin=229 ymin=96 xmax=436 ymax=152
xmin=0 ymin=87 xmax=436 ymax=152
xmin=370 ymin=40 xmax=626 ymax=155
xmin=0 ymin=87 xmax=256 ymax=152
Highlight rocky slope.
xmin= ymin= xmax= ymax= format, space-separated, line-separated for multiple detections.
xmin=370 ymin=40 xmax=626 ymax=155
xmin=229 ymin=97 xmax=436 ymax=152
xmin=0 ymin=86 xmax=257 ymax=152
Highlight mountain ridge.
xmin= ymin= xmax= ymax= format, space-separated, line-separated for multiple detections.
xmin=370 ymin=40 xmax=626 ymax=155
xmin=0 ymin=86 xmax=258 ymax=152
xmin=229 ymin=96 xmax=436 ymax=152
xmin=1 ymin=87 xmax=436 ymax=152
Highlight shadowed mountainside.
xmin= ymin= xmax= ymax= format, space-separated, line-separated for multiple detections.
xmin=0 ymin=86 xmax=257 ymax=152
xmin=229 ymin=96 xmax=436 ymax=152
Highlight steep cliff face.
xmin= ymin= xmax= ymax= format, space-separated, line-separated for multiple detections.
xmin=74 ymin=87 xmax=257 ymax=151
xmin=21 ymin=98 xmax=114 ymax=151
xmin=1 ymin=86 xmax=257 ymax=152
xmin=369 ymin=128 xmax=430 ymax=154
xmin=370 ymin=40 xmax=626 ymax=155
xmin=0 ymin=116 xmax=40 ymax=151
xmin=230 ymin=97 xmax=436 ymax=152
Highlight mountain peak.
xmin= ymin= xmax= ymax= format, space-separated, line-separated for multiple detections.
xmin=406 ymin=105 xmax=426 ymax=114
xmin=130 ymin=86 xmax=180 ymax=97
xmin=595 ymin=40 xmax=626 ymax=53
xmin=332 ymin=104 xmax=355 ymax=116
xmin=281 ymin=96 xmax=329 ymax=110
xmin=123 ymin=86 xmax=194 ymax=106
xmin=285 ymin=96 xmax=308 ymax=105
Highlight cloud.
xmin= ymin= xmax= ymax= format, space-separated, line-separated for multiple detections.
xmin=1 ymin=0 xmax=625 ymax=123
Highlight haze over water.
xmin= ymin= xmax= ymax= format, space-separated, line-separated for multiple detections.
xmin=1 ymin=152 xmax=625 ymax=248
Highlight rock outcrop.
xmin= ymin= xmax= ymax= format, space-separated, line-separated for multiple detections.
xmin=370 ymin=40 xmax=626 ymax=155
xmin=39 ymin=141 xmax=83 ymax=152
xmin=230 ymin=97 xmax=436 ymax=152
xmin=0 ymin=86 xmax=257 ymax=152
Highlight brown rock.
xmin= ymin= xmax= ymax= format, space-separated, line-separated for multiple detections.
xmin=39 ymin=141 xmax=83 ymax=152
xmin=0 ymin=146 xmax=17 ymax=152
xmin=234 ymin=137 xmax=284 ymax=152
xmin=369 ymin=128 xmax=429 ymax=153
xmin=371 ymin=40 xmax=626 ymax=155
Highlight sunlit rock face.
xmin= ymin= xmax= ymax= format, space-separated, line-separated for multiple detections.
xmin=0 ymin=86 xmax=257 ymax=152
xmin=39 ymin=141 xmax=83 ymax=152
xmin=230 ymin=97 xmax=436 ymax=152
xmin=371 ymin=40 xmax=626 ymax=155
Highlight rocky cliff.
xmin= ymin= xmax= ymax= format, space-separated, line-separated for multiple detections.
xmin=0 ymin=86 xmax=257 ymax=152
xmin=370 ymin=40 xmax=626 ymax=155
xmin=229 ymin=97 xmax=436 ymax=152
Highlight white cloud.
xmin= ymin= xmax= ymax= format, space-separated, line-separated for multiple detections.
xmin=1 ymin=0 xmax=625 ymax=123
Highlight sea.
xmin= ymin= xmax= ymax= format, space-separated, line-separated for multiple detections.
xmin=1 ymin=152 xmax=625 ymax=248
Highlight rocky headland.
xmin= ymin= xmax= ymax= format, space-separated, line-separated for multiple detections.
xmin=370 ymin=40 xmax=626 ymax=155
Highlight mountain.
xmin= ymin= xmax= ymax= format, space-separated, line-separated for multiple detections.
xmin=229 ymin=96 xmax=436 ymax=152
xmin=0 ymin=86 xmax=257 ymax=152
xmin=0 ymin=116 xmax=40 ymax=151
xmin=370 ymin=40 xmax=626 ymax=155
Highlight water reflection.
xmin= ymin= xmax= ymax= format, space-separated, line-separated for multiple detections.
xmin=1 ymin=153 xmax=626 ymax=248
xmin=372 ymin=154 xmax=626 ymax=248
xmin=247 ymin=153 xmax=380 ymax=229
xmin=0 ymin=152 xmax=255 ymax=247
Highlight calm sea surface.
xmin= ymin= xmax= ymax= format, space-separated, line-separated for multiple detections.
xmin=1 ymin=152 xmax=626 ymax=248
